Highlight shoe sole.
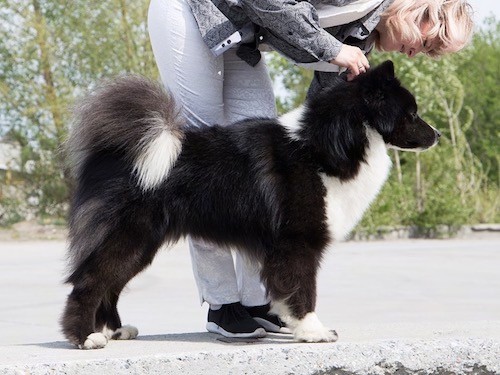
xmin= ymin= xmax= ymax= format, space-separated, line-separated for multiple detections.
xmin=253 ymin=317 xmax=292 ymax=334
xmin=206 ymin=322 xmax=267 ymax=339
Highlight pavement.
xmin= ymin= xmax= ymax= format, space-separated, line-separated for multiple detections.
xmin=0 ymin=234 xmax=499 ymax=374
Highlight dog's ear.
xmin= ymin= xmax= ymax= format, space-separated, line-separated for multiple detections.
xmin=363 ymin=60 xmax=396 ymax=90
xmin=302 ymin=78 xmax=370 ymax=179
xmin=361 ymin=60 xmax=397 ymax=109
xmin=305 ymin=110 xmax=367 ymax=180
xmin=372 ymin=60 xmax=395 ymax=81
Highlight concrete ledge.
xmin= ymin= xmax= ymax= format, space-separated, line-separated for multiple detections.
xmin=1 ymin=334 xmax=499 ymax=375
xmin=351 ymin=224 xmax=500 ymax=241
xmin=2 ymin=238 xmax=499 ymax=374
xmin=1 ymin=222 xmax=499 ymax=242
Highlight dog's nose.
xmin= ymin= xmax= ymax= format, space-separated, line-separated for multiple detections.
xmin=435 ymin=129 xmax=442 ymax=138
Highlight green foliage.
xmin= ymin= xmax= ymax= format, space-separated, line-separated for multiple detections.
xmin=266 ymin=53 xmax=313 ymax=114
xmin=0 ymin=197 xmax=23 ymax=227
xmin=450 ymin=17 xmax=500 ymax=183
xmin=0 ymin=0 xmax=157 ymax=223
xmin=0 ymin=2 xmax=498 ymax=233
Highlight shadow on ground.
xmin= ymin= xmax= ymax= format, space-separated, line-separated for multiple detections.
xmin=24 ymin=331 xmax=297 ymax=351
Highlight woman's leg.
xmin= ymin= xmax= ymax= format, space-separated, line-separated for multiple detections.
xmin=148 ymin=0 xmax=239 ymax=305
xmin=222 ymin=49 xmax=276 ymax=125
xmin=148 ymin=0 xmax=265 ymax=338
xmin=148 ymin=0 xmax=224 ymax=128
xmin=222 ymin=48 xmax=276 ymax=307
xmin=222 ymin=50 xmax=288 ymax=333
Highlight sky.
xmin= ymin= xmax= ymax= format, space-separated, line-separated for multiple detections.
xmin=467 ymin=0 xmax=499 ymax=25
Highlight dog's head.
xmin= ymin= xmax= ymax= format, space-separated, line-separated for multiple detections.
xmin=298 ymin=60 xmax=440 ymax=179
xmin=356 ymin=60 xmax=440 ymax=151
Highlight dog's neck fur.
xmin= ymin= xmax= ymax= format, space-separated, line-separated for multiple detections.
xmin=279 ymin=106 xmax=392 ymax=241
xmin=321 ymin=128 xmax=392 ymax=240
xmin=280 ymin=101 xmax=367 ymax=180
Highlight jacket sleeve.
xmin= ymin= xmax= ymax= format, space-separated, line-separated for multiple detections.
xmin=238 ymin=0 xmax=352 ymax=62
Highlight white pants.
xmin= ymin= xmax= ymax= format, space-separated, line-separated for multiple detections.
xmin=148 ymin=0 xmax=276 ymax=307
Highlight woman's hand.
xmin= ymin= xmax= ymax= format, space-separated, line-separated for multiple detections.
xmin=329 ymin=44 xmax=370 ymax=80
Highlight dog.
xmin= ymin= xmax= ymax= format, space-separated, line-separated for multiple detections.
xmin=61 ymin=60 xmax=440 ymax=349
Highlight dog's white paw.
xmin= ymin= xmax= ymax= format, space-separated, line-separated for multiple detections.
xmin=293 ymin=312 xmax=338 ymax=343
xmin=101 ymin=325 xmax=115 ymax=340
xmin=112 ymin=325 xmax=139 ymax=340
xmin=295 ymin=327 xmax=338 ymax=343
xmin=80 ymin=332 xmax=108 ymax=349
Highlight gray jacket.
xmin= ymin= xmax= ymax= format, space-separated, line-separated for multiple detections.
xmin=186 ymin=0 xmax=393 ymax=65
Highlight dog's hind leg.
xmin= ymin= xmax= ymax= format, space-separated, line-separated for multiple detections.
xmin=62 ymin=276 xmax=108 ymax=349
xmin=95 ymin=286 xmax=138 ymax=341
xmin=62 ymin=227 xmax=165 ymax=349
xmin=262 ymin=240 xmax=337 ymax=343
xmin=95 ymin=290 xmax=121 ymax=339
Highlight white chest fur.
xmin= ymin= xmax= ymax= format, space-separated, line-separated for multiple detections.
xmin=321 ymin=128 xmax=392 ymax=241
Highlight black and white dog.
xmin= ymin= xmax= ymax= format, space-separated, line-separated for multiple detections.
xmin=62 ymin=61 xmax=439 ymax=349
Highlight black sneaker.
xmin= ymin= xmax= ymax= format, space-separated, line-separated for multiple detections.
xmin=245 ymin=303 xmax=292 ymax=334
xmin=206 ymin=302 xmax=267 ymax=338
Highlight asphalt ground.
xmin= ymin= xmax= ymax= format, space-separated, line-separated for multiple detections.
xmin=0 ymin=235 xmax=499 ymax=374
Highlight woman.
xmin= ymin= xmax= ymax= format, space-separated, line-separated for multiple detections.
xmin=148 ymin=0 xmax=473 ymax=339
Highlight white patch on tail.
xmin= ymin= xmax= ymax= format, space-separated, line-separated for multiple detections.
xmin=133 ymin=117 xmax=182 ymax=191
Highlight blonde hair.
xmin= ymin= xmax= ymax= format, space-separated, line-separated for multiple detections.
xmin=381 ymin=0 xmax=474 ymax=57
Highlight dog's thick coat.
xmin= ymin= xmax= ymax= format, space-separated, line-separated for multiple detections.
xmin=62 ymin=61 xmax=440 ymax=348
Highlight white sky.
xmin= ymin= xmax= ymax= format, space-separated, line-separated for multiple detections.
xmin=467 ymin=0 xmax=499 ymax=25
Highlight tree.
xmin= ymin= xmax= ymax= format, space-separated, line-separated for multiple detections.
xmin=452 ymin=17 xmax=500 ymax=183
xmin=266 ymin=52 xmax=313 ymax=114
xmin=0 ymin=2 xmax=498 ymax=230
xmin=0 ymin=0 xmax=156 ymax=223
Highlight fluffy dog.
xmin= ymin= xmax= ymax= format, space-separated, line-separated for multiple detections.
xmin=61 ymin=61 xmax=440 ymax=348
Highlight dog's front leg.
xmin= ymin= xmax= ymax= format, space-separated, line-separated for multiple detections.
xmin=271 ymin=300 xmax=337 ymax=342
xmin=262 ymin=246 xmax=337 ymax=343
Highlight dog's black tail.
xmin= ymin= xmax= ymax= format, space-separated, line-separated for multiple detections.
xmin=66 ymin=74 xmax=185 ymax=191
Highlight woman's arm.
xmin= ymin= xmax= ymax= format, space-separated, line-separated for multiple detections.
xmin=239 ymin=0 xmax=369 ymax=72
xmin=240 ymin=0 xmax=342 ymax=62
